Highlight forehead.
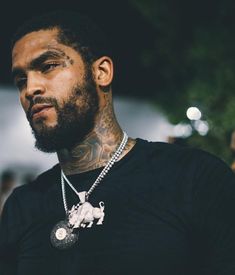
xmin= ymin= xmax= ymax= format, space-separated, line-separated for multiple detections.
xmin=12 ymin=29 xmax=80 ymax=68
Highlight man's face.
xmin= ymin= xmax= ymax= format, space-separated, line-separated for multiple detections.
xmin=12 ymin=29 xmax=99 ymax=152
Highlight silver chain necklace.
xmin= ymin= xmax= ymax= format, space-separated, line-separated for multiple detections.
xmin=50 ymin=132 xmax=128 ymax=249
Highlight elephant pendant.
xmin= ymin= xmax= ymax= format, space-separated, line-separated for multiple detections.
xmin=68 ymin=201 xmax=105 ymax=229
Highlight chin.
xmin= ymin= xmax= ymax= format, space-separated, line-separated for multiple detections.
xmin=33 ymin=117 xmax=58 ymax=130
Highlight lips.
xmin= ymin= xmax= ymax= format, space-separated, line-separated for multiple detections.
xmin=31 ymin=104 xmax=53 ymax=118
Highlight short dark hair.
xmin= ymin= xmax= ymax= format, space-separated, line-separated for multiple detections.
xmin=12 ymin=10 xmax=112 ymax=66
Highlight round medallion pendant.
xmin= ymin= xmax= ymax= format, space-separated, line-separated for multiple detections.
xmin=50 ymin=220 xmax=78 ymax=249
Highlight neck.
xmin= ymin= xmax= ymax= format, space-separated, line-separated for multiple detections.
xmin=57 ymin=95 xmax=135 ymax=175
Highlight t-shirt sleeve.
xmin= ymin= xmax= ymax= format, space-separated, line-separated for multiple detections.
xmin=0 ymin=189 xmax=22 ymax=274
xmin=192 ymin=152 xmax=235 ymax=274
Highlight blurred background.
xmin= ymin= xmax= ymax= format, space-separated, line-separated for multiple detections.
xmin=1 ymin=0 xmax=235 ymax=208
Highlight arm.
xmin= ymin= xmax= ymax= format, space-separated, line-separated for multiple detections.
xmin=193 ymin=152 xmax=235 ymax=274
xmin=0 ymin=190 xmax=21 ymax=274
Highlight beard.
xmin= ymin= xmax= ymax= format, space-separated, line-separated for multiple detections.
xmin=27 ymin=72 xmax=99 ymax=153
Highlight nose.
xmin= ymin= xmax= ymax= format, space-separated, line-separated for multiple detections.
xmin=25 ymin=71 xmax=46 ymax=100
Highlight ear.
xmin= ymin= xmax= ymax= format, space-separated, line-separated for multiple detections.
xmin=92 ymin=56 xmax=113 ymax=88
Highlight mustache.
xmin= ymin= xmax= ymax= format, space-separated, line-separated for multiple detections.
xmin=26 ymin=97 xmax=58 ymax=120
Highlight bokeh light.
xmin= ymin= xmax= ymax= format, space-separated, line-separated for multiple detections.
xmin=186 ymin=107 xmax=202 ymax=120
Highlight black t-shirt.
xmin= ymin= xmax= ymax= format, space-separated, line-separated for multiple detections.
xmin=1 ymin=139 xmax=235 ymax=275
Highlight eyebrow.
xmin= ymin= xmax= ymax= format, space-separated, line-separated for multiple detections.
xmin=12 ymin=49 xmax=67 ymax=79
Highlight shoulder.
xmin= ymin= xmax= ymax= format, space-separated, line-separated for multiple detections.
xmin=9 ymin=163 xmax=60 ymax=200
xmin=137 ymin=138 xmax=196 ymax=158
xmin=137 ymin=138 xmax=234 ymax=182
xmin=137 ymin=138 xmax=208 ymax=166
xmin=140 ymin=138 xmax=226 ymax=162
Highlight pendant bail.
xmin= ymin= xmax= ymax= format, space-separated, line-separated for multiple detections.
xmin=78 ymin=191 xmax=86 ymax=204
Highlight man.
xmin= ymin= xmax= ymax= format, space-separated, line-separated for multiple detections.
xmin=1 ymin=10 xmax=235 ymax=275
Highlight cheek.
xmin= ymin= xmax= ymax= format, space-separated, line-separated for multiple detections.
xmin=49 ymin=70 xmax=81 ymax=92
xmin=19 ymin=94 xmax=29 ymax=113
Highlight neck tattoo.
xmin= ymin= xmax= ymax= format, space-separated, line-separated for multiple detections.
xmin=50 ymin=132 xmax=128 ymax=249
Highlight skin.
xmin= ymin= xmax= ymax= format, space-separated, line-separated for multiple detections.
xmin=12 ymin=28 xmax=136 ymax=175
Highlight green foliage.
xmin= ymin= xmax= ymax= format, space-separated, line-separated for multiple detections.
xmin=130 ymin=0 xmax=235 ymax=163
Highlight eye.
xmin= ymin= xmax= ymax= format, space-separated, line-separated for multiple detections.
xmin=41 ymin=62 xmax=60 ymax=73
xmin=15 ymin=77 xmax=27 ymax=90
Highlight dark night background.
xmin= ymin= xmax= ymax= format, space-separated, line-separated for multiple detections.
xmin=1 ymin=0 xmax=235 ymax=161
